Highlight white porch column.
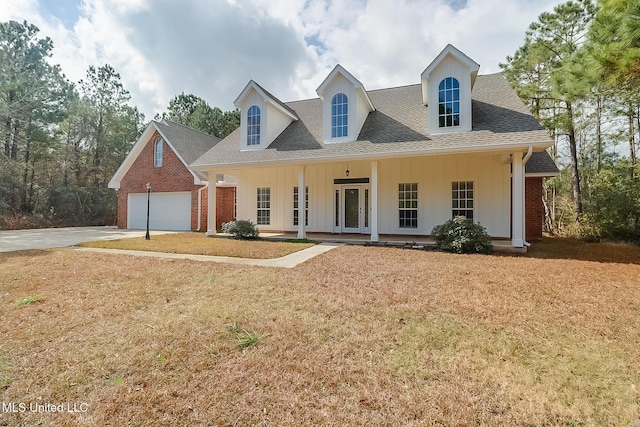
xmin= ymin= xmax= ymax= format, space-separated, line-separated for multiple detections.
xmin=206 ymin=172 xmax=217 ymax=236
xmin=371 ymin=161 xmax=379 ymax=242
xmin=512 ymin=153 xmax=524 ymax=247
xmin=297 ymin=165 xmax=306 ymax=239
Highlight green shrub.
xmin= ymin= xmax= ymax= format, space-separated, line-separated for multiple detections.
xmin=222 ymin=220 xmax=259 ymax=240
xmin=15 ymin=295 xmax=44 ymax=306
xmin=431 ymin=216 xmax=493 ymax=254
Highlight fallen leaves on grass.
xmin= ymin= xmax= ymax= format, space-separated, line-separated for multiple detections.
xmin=0 ymin=239 xmax=639 ymax=426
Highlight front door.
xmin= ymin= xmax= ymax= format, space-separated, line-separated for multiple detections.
xmin=340 ymin=185 xmax=370 ymax=233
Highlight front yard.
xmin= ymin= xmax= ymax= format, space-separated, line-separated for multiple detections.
xmin=0 ymin=239 xmax=639 ymax=426
xmin=77 ymin=232 xmax=315 ymax=259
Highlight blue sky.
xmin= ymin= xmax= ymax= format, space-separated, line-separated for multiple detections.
xmin=39 ymin=0 xmax=81 ymax=27
xmin=2 ymin=0 xmax=564 ymax=120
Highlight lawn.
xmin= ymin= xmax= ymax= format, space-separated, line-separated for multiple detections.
xmin=0 ymin=238 xmax=639 ymax=426
xmin=76 ymin=232 xmax=316 ymax=259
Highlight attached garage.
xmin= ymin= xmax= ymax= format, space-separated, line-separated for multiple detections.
xmin=127 ymin=192 xmax=191 ymax=231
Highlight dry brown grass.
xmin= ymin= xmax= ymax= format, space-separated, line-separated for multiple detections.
xmin=1 ymin=239 xmax=639 ymax=426
xmin=527 ymin=235 xmax=640 ymax=264
xmin=76 ymin=232 xmax=315 ymax=259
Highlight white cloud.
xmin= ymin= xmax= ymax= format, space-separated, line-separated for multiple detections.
xmin=1 ymin=0 xmax=565 ymax=120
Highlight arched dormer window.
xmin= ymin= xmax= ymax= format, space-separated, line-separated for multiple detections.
xmin=247 ymin=105 xmax=261 ymax=146
xmin=331 ymin=93 xmax=348 ymax=138
xmin=438 ymin=77 xmax=460 ymax=128
xmin=154 ymin=137 xmax=163 ymax=167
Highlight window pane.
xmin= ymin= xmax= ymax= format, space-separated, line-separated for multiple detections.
xmin=331 ymin=93 xmax=348 ymax=139
xmin=398 ymin=183 xmax=418 ymax=228
xmin=438 ymin=78 xmax=460 ymax=128
xmin=247 ymin=106 xmax=261 ymax=145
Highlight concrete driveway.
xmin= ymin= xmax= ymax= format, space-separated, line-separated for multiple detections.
xmin=0 ymin=226 xmax=174 ymax=253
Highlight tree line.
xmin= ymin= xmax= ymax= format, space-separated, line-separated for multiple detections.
xmin=501 ymin=0 xmax=640 ymax=242
xmin=0 ymin=20 xmax=239 ymax=229
xmin=3 ymin=1 xmax=640 ymax=242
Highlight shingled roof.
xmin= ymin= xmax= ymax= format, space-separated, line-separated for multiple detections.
xmin=154 ymin=119 xmax=221 ymax=164
xmin=191 ymin=73 xmax=556 ymax=172
xmin=526 ymin=151 xmax=559 ymax=175
xmin=108 ymin=119 xmax=222 ymax=189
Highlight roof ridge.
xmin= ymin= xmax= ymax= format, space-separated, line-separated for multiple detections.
xmin=282 ymin=74 xmax=504 ymax=108
xmin=249 ymin=80 xmax=299 ymax=119
xmin=154 ymin=119 xmax=221 ymax=142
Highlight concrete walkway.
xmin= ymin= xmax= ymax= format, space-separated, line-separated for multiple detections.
xmin=70 ymin=242 xmax=343 ymax=268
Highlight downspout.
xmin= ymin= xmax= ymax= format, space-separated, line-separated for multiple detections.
xmin=196 ymin=181 xmax=209 ymax=232
xmin=522 ymin=146 xmax=533 ymax=247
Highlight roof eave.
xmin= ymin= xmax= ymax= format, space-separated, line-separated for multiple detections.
xmin=108 ymin=121 xmax=160 ymax=189
xmin=317 ymin=64 xmax=375 ymax=110
xmin=525 ymin=171 xmax=560 ymax=178
xmin=190 ymin=140 xmax=554 ymax=171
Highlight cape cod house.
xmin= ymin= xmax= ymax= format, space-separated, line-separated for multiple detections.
xmin=189 ymin=44 xmax=558 ymax=249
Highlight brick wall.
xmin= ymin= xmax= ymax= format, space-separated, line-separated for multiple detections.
xmin=525 ymin=177 xmax=544 ymax=241
xmin=216 ymin=186 xmax=236 ymax=230
xmin=117 ymin=130 xmax=236 ymax=231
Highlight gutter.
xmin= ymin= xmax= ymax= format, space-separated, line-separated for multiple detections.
xmin=196 ymin=181 xmax=209 ymax=232
xmin=190 ymin=141 xmax=552 ymax=171
xmin=523 ymin=145 xmax=533 ymax=165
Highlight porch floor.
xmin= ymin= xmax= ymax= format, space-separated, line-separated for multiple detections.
xmin=255 ymin=232 xmax=525 ymax=254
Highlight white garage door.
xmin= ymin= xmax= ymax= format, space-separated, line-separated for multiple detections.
xmin=127 ymin=192 xmax=191 ymax=231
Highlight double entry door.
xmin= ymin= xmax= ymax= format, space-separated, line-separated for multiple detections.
xmin=336 ymin=185 xmax=370 ymax=234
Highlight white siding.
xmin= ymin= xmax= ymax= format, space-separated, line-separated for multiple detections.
xmin=239 ymin=91 xmax=266 ymax=150
xmin=427 ymin=55 xmax=473 ymax=133
xmin=266 ymin=103 xmax=292 ymax=145
xmin=355 ymin=90 xmax=371 ymax=137
xmin=322 ymin=74 xmax=354 ymax=143
xmin=226 ymin=153 xmax=511 ymax=238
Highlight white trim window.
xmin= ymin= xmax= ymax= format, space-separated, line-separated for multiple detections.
xmin=399 ymin=183 xmax=418 ymax=228
xmin=452 ymin=181 xmax=474 ymax=220
xmin=154 ymin=137 xmax=163 ymax=167
xmin=331 ymin=93 xmax=348 ymax=138
xmin=247 ymin=105 xmax=261 ymax=146
xmin=257 ymin=187 xmax=270 ymax=225
xmin=438 ymin=77 xmax=460 ymax=128
xmin=293 ymin=186 xmax=309 ymax=227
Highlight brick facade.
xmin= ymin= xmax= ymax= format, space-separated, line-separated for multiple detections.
xmin=116 ymin=130 xmax=234 ymax=231
xmin=525 ymin=177 xmax=544 ymax=241
xmin=216 ymin=186 xmax=236 ymax=230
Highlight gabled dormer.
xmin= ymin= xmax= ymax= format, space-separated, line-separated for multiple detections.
xmin=234 ymin=80 xmax=298 ymax=151
xmin=421 ymin=44 xmax=479 ymax=134
xmin=316 ymin=65 xmax=375 ymax=143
